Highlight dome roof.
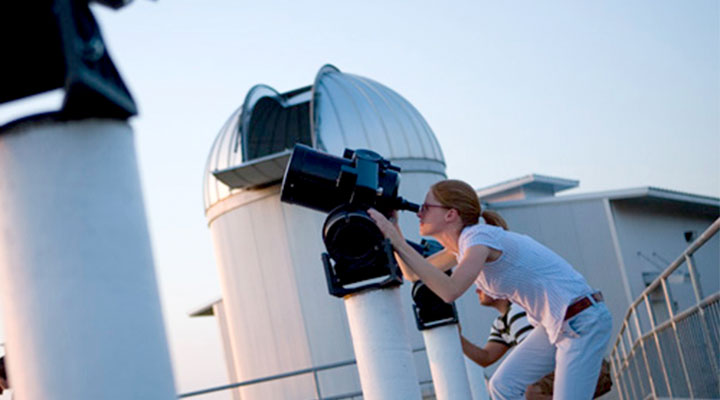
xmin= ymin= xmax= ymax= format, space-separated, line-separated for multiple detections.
xmin=204 ymin=64 xmax=445 ymax=211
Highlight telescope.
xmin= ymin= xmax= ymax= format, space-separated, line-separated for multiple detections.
xmin=412 ymin=277 xmax=458 ymax=330
xmin=281 ymin=144 xmax=419 ymax=216
xmin=407 ymin=240 xmax=459 ymax=330
xmin=280 ymin=144 xmax=420 ymax=297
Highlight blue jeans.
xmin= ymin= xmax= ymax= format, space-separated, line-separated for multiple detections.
xmin=488 ymin=301 xmax=612 ymax=400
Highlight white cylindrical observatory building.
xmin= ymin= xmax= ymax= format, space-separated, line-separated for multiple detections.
xmin=203 ymin=65 xmax=447 ymax=399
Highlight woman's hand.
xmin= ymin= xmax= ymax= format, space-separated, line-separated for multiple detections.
xmin=367 ymin=209 xmax=404 ymax=246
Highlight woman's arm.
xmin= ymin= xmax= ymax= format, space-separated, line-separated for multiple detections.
xmin=395 ymin=242 xmax=489 ymax=302
xmin=427 ymin=249 xmax=458 ymax=271
xmin=396 ymin=248 xmax=457 ymax=282
xmin=393 ymin=250 xmax=420 ymax=282
xmin=369 ymin=209 xmax=488 ymax=303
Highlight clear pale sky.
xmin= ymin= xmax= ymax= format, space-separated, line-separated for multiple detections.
xmin=0 ymin=1 xmax=718 ymax=399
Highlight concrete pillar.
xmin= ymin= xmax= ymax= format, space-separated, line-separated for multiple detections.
xmin=422 ymin=324 xmax=473 ymax=400
xmin=0 ymin=117 xmax=176 ymax=400
xmin=344 ymin=287 xmax=421 ymax=400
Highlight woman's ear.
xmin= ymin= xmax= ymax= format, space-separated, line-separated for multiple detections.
xmin=445 ymin=208 xmax=459 ymax=222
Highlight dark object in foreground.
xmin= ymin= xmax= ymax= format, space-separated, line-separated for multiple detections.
xmin=0 ymin=0 xmax=136 ymax=119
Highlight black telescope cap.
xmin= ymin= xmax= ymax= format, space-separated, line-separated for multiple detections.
xmin=281 ymin=144 xmax=353 ymax=213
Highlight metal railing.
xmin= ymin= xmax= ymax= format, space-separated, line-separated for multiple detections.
xmin=610 ymin=218 xmax=720 ymax=400
xmin=178 ymin=347 xmax=433 ymax=399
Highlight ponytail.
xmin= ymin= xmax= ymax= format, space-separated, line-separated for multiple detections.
xmin=482 ymin=210 xmax=508 ymax=230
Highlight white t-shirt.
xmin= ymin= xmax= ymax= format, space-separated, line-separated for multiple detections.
xmin=457 ymin=224 xmax=592 ymax=344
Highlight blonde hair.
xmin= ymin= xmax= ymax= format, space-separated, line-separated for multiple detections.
xmin=430 ymin=179 xmax=508 ymax=230
xmin=481 ymin=209 xmax=508 ymax=230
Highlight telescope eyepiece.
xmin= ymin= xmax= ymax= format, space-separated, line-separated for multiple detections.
xmin=396 ymin=197 xmax=420 ymax=214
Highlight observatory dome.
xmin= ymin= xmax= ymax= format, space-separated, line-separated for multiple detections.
xmin=203 ymin=64 xmax=445 ymax=211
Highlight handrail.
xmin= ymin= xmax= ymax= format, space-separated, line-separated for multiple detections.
xmin=178 ymin=347 xmax=429 ymax=399
xmin=610 ymin=218 xmax=719 ymax=358
xmin=610 ymin=217 xmax=720 ymax=400
xmin=618 ymin=218 xmax=720 ymax=327
xmin=178 ymin=359 xmax=356 ymax=398
xmin=631 ymin=293 xmax=720 ymax=354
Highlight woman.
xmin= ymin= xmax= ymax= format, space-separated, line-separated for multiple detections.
xmin=368 ymin=179 xmax=612 ymax=400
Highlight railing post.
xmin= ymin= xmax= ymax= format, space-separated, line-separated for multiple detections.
xmin=685 ymin=254 xmax=705 ymax=302
xmin=626 ymin=315 xmax=650 ymax=398
xmin=685 ymin=254 xmax=720 ymax=392
xmin=312 ymin=370 xmax=322 ymax=400
xmin=611 ymin=327 xmax=631 ymax=400
xmin=619 ymin=326 xmax=640 ymax=400
xmin=609 ymin=354 xmax=626 ymax=400
xmin=660 ymin=278 xmax=694 ymax=397
xmin=632 ymin=307 xmax=658 ymax=399
xmin=644 ymin=294 xmax=673 ymax=397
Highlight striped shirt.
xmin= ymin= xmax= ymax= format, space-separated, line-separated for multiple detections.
xmin=488 ymin=304 xmax=533 ymax=347
xmin=457 ymin=223 xmax=593 ymax=344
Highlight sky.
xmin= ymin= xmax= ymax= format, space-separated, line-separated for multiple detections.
xmin=0 ymin=1 xmax=718 ymax=399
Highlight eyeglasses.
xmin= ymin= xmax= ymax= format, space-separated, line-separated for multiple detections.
xmin=419 ymin=202 xmax=449 ymax=214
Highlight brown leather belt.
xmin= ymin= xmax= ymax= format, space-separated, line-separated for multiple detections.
xmin=564 ymin=292 xmax=604 ymax=321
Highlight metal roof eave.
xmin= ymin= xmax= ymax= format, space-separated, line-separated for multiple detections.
xmin=475 ymin=174 xmax=579 ymax=198
xmin=487 ymin=186 xmax=720 ymax=210
xmin=213 ymin=149 xmax=292 ymax=190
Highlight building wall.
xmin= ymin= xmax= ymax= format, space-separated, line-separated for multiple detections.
xmin=212 ymin=301 xmax=242 ymax=400
xmin=209 ymin=187 xmax=318 ymax=399
xmin=278 ymin=197 xmax=361 ymax=398
xmin=609 ymin=200 xmax=719 ymax=329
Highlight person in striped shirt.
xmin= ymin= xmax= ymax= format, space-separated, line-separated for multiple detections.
xmin=460 ymin=288 xmax=533 ymax=367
